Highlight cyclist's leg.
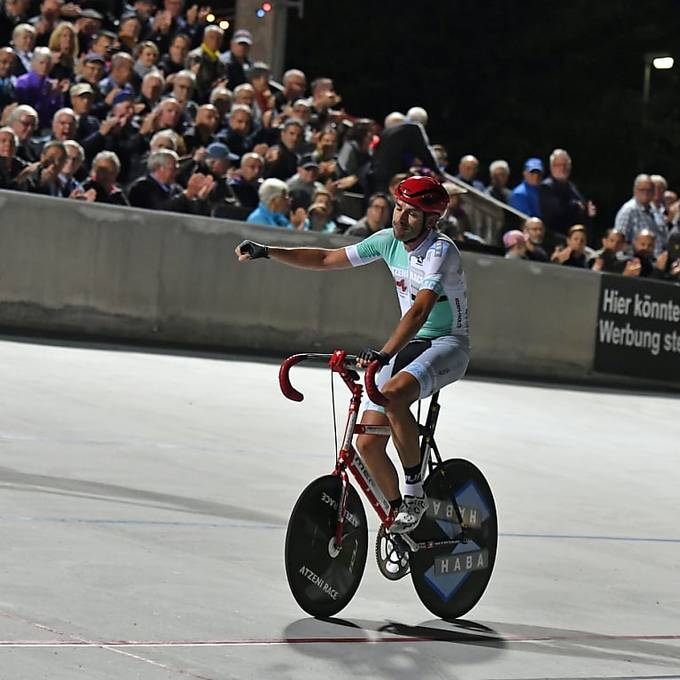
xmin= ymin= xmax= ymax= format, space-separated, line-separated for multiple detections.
xmin=383 ymin=336 xmax=470 ymax=533
xmin=380 ymin=373 xmax=421 ymax=469
xmin=377 ymin=338 xmax=441 ymax=471
xmin=355 ymin=340 xmax=433 ymax=509
xmin=355 ymin=410 xmax=400 ymax=502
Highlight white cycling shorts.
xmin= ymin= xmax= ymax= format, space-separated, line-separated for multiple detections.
xmin=362 ymin=335 xmax=470 ymax=415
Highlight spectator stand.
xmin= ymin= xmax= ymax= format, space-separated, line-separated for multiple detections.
xmin=0 ymin=0 xmax=675 ymax=283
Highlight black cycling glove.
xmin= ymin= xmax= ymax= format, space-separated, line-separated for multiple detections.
xmin=238 ymin=240 xmax=269 ymax=259
xmin=357 ymin=349 xmax=390 ymax=366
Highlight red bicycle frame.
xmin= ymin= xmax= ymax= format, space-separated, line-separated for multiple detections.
xmin=279 ymin=350 xmax=395 ymax=547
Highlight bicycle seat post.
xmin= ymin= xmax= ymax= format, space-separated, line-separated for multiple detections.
xmin=419 ymin=392 xmax=442 ymax=475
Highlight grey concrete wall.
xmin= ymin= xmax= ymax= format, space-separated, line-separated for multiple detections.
xmin=0 ymin=190 xmax=671 ymax=389
xmin=0 ymin=191 xmax=398 ymax=355
xmin=464 ymin=254 xmax=601 ymax=379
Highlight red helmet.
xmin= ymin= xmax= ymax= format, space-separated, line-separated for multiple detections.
xmin=394 ymin=175 xmax=449 ymax=216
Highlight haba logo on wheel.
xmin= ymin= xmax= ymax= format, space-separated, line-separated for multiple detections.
xmin=299 ymin=565 xmax=339 ymax=600
xmin=424 ymin=481 xmax=491 ymax=602
xmin=434 ymin=548 xmax=488 ymax=576
xmin=429 ymin=500 xmax=482 ymax=528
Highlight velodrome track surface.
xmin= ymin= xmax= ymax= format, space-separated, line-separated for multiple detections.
xmin=0 ymin=337 xmax=678 ymax=680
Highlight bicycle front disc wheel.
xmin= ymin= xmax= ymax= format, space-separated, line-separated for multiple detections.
xmin=285 ymin=474 xmax=368 ymax=618
xmin=409 ymin=458 xmax=498 ymax=620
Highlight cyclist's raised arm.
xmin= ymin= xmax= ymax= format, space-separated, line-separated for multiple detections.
xmin=235 ymin=240 xmax=352 ymax=270
xmin=269 ymin=246 xmax=352 ymax=270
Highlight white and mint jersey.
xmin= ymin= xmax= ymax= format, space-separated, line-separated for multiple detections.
xmin=344 ymin=229 xmax=469 ymax=339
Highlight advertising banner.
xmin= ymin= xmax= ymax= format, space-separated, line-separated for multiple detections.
xmin=594 ymin=275 xmax=680 ymax=381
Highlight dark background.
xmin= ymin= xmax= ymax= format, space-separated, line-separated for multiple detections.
xmin=286 ymin=0 xmax=680 ymax=234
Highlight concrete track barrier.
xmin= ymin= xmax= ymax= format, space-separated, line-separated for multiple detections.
xmin=0 ymin=190 xmax=677 ymax=390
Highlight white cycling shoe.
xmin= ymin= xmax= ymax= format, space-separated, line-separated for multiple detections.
xmin=390 ymin=494 xmax=429 ymax=534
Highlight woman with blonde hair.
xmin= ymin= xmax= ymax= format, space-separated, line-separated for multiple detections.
xmin=48 ymin=22 xmax=79 ymax=81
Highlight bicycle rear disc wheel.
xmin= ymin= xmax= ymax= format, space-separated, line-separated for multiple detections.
xmin=409 ymin=458 xmax=497 ymax=620
xmin=285 ymin=474 xmax=368 ymax=617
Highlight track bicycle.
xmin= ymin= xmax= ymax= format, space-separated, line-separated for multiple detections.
xmin=280 ymin=350 xmax=498 ymax=620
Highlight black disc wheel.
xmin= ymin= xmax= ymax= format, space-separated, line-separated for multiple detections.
xmin=409 ymin=459 xmax=498 ymax=620
xmin=285 ymin=474 xmax=368 ymax=617
xmin=376 ymin=525 xmax=410 ymax=580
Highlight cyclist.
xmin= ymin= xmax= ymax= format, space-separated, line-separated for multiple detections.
xmin=235 ymin=175 xmax=470 ymax=534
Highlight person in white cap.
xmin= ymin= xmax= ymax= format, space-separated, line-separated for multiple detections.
xmin=69 ymin=82 xmax=98 ymax=142
xmin=219 ymin=28 xmax=253 ymax=88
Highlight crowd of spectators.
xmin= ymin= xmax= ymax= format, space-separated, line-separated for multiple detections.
xmin=500 ymin=167 xmax=680 ymax=283
xmin=0 ymin=0 xmax=678 ymax=283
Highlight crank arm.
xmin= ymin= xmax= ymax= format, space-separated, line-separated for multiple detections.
xmin=396 ymin=534 xmax=465 ymax=553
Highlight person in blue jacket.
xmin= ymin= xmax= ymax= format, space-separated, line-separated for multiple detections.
xmin=510 ymin=157 xmax=543 ymax=217
xmin=246 ymin=177 xmax=305 ymax=229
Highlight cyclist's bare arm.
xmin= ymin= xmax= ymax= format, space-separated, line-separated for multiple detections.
xmin=268 ymin=246 xmax=352 ymax=270
xmin=235 ymin=242 xmax=352 ymax=271
xmin=381 ymin=289 xmax=438 ymax=358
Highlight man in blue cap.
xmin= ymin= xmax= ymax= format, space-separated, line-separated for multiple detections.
xmin=205 ymin=141 xmax=239 ymax=172
xmin=510 ymin=157 xmax=543 ymax=218
xmin=179 ymin=141 xmax=240 ymax=212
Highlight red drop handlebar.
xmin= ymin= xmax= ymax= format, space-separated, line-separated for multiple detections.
xmin=364 ymin=360 xmax=389 ymax=407
xmin=278 ymin=354 xmax=308 ymax=402
xmin=278 ymin=352 xmax=389 ymax=406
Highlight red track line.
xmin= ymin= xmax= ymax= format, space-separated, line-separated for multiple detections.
xmin=0 ymin=609 xmax=217 ymax=679
xmin=1 ymin=633 xmax=679 ymax=647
